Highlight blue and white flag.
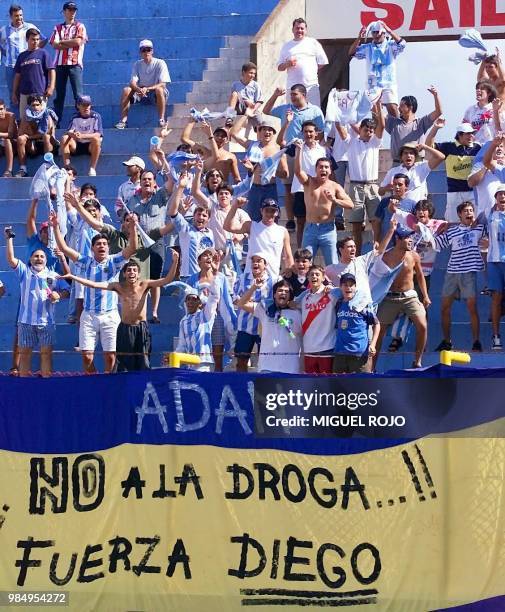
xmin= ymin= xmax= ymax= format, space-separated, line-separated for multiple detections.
xmin=189 ymin=106 xmax=237 ymax=123
xmin=458 ymin=29 xmax=489 ymax=64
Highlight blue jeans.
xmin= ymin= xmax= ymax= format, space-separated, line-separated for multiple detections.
xmin=4 ymin=67 xmax=19 ymax=118
xmin=246 ymin=182 xmax=278 ymax=222
xmin=302 ymin=221 xmax=337 ymax=265
xmin=53 ymin=65 xmax=83 ymax=127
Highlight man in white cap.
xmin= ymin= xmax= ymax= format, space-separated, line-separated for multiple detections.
xmin=349 ymin=20 xmax=406 ymax=117
xmin=115 ymin=39 xmax=170 ymax=129
xmin=426 ymin=120 xmax=481 ymax=222
xmin=116 ymin=155 xmax=145 ymax=219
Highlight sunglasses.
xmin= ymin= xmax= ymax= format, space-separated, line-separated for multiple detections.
xmin=140 ymin=47 xmax=152 ymax=52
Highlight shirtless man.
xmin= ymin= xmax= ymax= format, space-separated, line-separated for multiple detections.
xmin=62 ymin=250 xmax=179 ymax=371
xmin=0 ymin=98 xmax=17 ymax=176
xmin=294 ymin=142 xmax=353 ymax=264
xmin=230 ymin=111 xmax=288 ymax=221
xmin=181 ymin=118 xmax=240 ymax=183
xmin=374 ymin=226 xmax=430 ymax=369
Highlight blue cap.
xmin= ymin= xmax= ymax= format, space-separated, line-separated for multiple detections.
xmin=394 ymin=226 xmax=415 ymax=240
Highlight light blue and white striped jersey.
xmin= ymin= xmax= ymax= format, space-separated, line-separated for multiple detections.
xmin=176 ymin=281 xmax=219 ymax=363
xmin=0 ymin=22 xmax=42 ymax=67
xmin=77 ymin=253 xmax=126 ymax=313
xmin=173 ymin=213 xmax=215 ymax=277
xmin=187 ymin=272 xmax=237 ymax=336
xmin=435 ymin=223 xmax=486 ymax=273
xmin=233 ymin=272 xmax=275 ymax=335
xmin=15 ymin=261 xmax=58 ymax=326
xmin=485 ymin=210 xmax=505 ymax=263
xmin=67 ymin=209 xmax=98 ymax=256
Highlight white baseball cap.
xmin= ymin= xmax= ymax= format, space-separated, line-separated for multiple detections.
xmin=139 ymin=39 xmax=153 ymax=49
xmin=123 ymin=156 xmax=145 ymax=169
xmin=494 ymin=184 xmax=505 ymax=195
xmin=455 ymin=123 xmax=476 ymax=134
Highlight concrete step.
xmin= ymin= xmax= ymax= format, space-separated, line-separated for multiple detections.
xmin=0 ymin=175 xmax=124 ymax=199
xmin=20 ymin=0 xmax=278 ymax=19
xmin=32 ymin=14 xmax=270 ymax=39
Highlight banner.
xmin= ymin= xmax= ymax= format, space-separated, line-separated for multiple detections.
xmin=0 ymin=367 xmax=504 ymax=610
xmin=307 ymin=0 xmax=505 ymax=40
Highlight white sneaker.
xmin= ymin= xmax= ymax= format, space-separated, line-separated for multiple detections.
xmin=88 ymin=167 xmax=97 ymax=176
xmin=492 ymin=335 xmax=502 ymax=350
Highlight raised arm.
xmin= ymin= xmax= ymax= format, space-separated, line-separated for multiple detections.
xmin=181 ymin=118 xmax=197 ymax=147
xmin=121 ymin=216 xmax=139 ymax=260
xmin=168 ymin=173 xmax=192 ymax=217
xmin=376 ymin=218 xmax=397 ymax=255
xmin=263 ymin=87 xmax=284 ymax=116
xmin=190 ymin=160 xmax=211 ymax=207
xmin=348 ymin=26 xmax=366 ymax=58
xmin=145 ymin=249 xmax=179 ymax=288
xmin=276 ymin=109 xmax=293 ymax=147
xmin=492 ymin=98 xmax=503 ymax=132
xmin=428 ymin=85 xmax=442 ymax=122
xmin=425 ymin=117 xmax=445 ymax=148
xmin=294 ymin=141 xmax=309 ymax=184
xmin=49 ymin=211 xmax=80 ymax=262
xmin=236 ymin=278 xmax=262 ymax=313
xmin=26 ymin=198 xmax=39 ymax=237
xmin=374 ymin=99 xmax=385 ymax=139
xmin=417 ymin=142 xmax=445 ymax=169
xmin=223 ymin=197 xmax=252 ymax=234
xmin=63 ymin=192 xmax=104 ymax=231
xmin=4 ymin=229 xmax=18 ymax=269
xmin=60 ymin=273 xmax=113 ymax=291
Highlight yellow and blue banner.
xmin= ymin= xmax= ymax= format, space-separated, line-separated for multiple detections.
xmin=0 ymin=366 xmax=504 ymax=611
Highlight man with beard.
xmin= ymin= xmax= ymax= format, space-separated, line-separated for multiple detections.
xmin=294 ymin=144 xmax=353 ymax=264
xmin=5 ymin=228 xmax=64 ymax=377
xmin=237 ymin=278 xmax=302 ymax=373
xmin=374 ymin=226 xmax=430 ymax=370
xmin=61 ymin=252 xmax=179 ymax=371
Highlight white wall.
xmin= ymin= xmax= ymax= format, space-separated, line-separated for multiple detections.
xmin=350 ymin=39 xmax=503 ymax=144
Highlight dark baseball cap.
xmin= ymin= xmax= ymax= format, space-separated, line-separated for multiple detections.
xmin=261 ymin=198 xmax=280 ymax=210
xmin=394 ymin=226 xmax=415 ymax=240
xmin=63 ymin=2 xmax=78 ymax=10
xmin=76 ymin=95 xmax=91 ymax=106
xmin=339 ymin=273 xmax=356 ymax=285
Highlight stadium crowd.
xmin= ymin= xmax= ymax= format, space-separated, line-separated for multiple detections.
xmin=2 ymin=3 xmax=505 ymax=377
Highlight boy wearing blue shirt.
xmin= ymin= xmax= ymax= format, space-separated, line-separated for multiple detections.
xmin=334 ymin=273 xmax=380 ymax=374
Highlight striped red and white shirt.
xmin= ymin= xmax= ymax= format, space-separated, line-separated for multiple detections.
xmin=49 ymin=21 xmax=87 ymax=67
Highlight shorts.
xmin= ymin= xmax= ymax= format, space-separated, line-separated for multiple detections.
xmin=79 ymin=309 xmax=121 ymax=352
xmin=293 ymin=191 xmax=306 ymax=218
xmin=17 ymin=323 xmax=54 ymax=348
xmin=132 ymin=88 xmax=168 ymax=104
xmin=246 ymin=182 xmax=278 ymax=222
xmin=211 ymin=311 xmax=225 ymax=345
xmin=333 ymin=352 xmax=371 ymax=373
xmin=380 ymin=87 xmax=398 ymax=105
xmin=115 ymin=320 xmax=151 ymax=372
xmin=234 ymin=330 xmax=261 ymax=357
xmin=304 ymin=350 xmax=333 ymax=374
xmin=346 ymin=182 xmax=380 ymax=223
xmin=73 ymin=141 xmax=91 ymax=155
xmin=442 ymin=272 xmax=477 ymax=299
xmin=377 ymin=292 xmax=426 ymax=326
xmin=445 ymin=191 xmax=475 ymax=223
xmin=488 ymin=262 xmax=505 ymax=293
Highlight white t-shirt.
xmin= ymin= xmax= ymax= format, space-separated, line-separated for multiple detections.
xmin=209 ymin=203 xmax=250 ymax=251
xmin=469 ymin=161 xmax=504 ymax=216
xmin=131 ymin=57 xmax=171 ymax=87
xmin=462 ymin=103 xmax=494 ymax=145
xmin=246 ymin=221 xmax=286 ymax=278
xmin=381 ymin=161 xmax=431 ymax=202
xmin=344 ymin=134 xmax=381 ymax=181
xmin=325 ymin=251 xmax=375 ymax=305
xmin=298 ymin=287 xmax=339 ymax=353
xmin=329 ymin=124 xmax=349 ymax=163
xmin=291 ymin=142 xmax=326 ymax=193
xmin=253 ymin=303 xmax=302 ymax=373
xmin=278 ymin=37 xmax=328 ymax=88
